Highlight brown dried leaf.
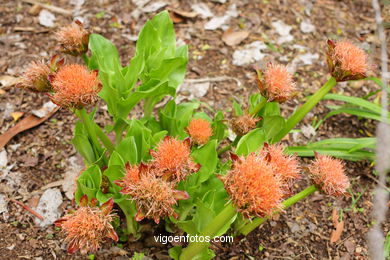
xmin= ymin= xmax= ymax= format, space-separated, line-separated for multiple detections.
xmin=330 ymin=220 xmax=344 ymax=243
xmin=332 ymin=208 xmax=339 ymax=228
xmin=170 ymin=9 xmax=198 ymax=18
xmin=0 ymin=75 xmax=21 ymax=90
xmin=222 ymin=30 xmax=250 ymax=46
xmin=0 ymin=107 xmax=59 ymax=149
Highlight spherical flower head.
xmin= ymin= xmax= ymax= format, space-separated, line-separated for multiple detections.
xmin=186 ymin=118 xmax=212 ymax=145
xmin=55 ymin=20 xmax=89 ymax=56
xmin=150 ymin=136 xmax=200 ymax=182
xmin=257 ymin=63 xmax=296 ymax=103
xmin=50 ymin=64 xmax=102 ymax=109
xmin=327 ymin=39 xmax=370 ymax=81
xmin=54 ymin=196 xmax=118 ymax=254
xmin=308 ymin=154 xmax=350 ymax=196
xmin=116 ymin=171 xmax=189 ymax=224
xmin=221 ymin=153 xmax=284 ymax=218
xmin=20 ymin=61 xmax=52 ymax=92
xmin=231 ymin=114 xmax=260 ymax=136
xmin=260 ymin=144 xmax=301 ymax=194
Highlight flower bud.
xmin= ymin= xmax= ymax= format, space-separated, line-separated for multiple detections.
xmin=55 ymin=20 xmax=90 ymax=56
xmin=326 ymin=39 xmax=370 ymax=82
xmin=308 ymin=153 xmax=350 ymax=196
xmin=186 ymin=118 xmax=213 ymax=145
xmin=257 ymin=63 xmax=296 ymax=103
xmin=231 ymin=114 xmax=260 ymax=136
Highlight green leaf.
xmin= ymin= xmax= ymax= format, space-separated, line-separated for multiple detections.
xmin=169 ymin=246 xmax=182 ymax=260
xmin=262 ymin=116 xmax=286 ymax=141
xmin=232 ymin=100 xmax=243 ymax=116
xmin=150 ymin=11 xmax=176 ymax=57
xmin=75 ymin=165 xmax=102 ymax=203
xmin=323 ymin=93 xmax=382 ymax=114
xmin=235 ymin=129 xmax=266 ymax=155
xmin=116 ymin=137 xmax=138 ymax=164
xmin=191 ymin=140 xmax=218 ymax=184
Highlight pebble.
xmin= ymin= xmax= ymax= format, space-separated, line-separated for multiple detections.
xmin=38 ymin=10 xmax=56 ymax=28
xmin=232 ymin=41 xmax=267 ymax=66
xmin=34 ymin=188 xmax=63 ymax=227
xmin=300 ymin=19 xmax=315 ymax=33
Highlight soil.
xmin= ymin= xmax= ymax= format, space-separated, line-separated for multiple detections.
xmin=0 ymin=0 xmax=389 ymax=259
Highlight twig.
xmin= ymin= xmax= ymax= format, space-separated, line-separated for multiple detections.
xmin=364 ymin=173 xmax=390 ymax=192
xmin=22 ymin=0 xmax=72 ymax=16
xmin=9 ymin=198 xmax=44 ymax=221
xmin=369 ymin=1 xmax=390 ymax=260
xmin=184 ymin=76 xmax=242 ymax=87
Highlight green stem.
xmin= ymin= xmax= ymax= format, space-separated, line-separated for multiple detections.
xmin=250 ymin=98 xmax=267 ymax=116
xmin=81 ymin=53 xmax=89 ymax=66
xmin=179 ymin=203 xmax=237 ymax=260
xmin=217 ymin=136 xmax=241 ymax=155
xmin=239 ymin=185 xmax=318 ymax=235
xmin=272 ymin=77 xmax=337 ymax=143
xmin=77 ymin=108 xmax=102 ymax=152
xmin=94 ymin=125 xmax=115 ymax=153
xmin=117 ymin=200 xmax=139 ymax=237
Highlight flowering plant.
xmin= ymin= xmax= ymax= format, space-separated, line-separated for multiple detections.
xmin=20 ymin=11 xmax=377 ymax=259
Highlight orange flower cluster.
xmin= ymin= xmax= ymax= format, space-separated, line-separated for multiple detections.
xmin=231 ymin=114 xmax=261 ymax=136
xmin=186 ymin=118 xmax=213 ymax=145
xmin=260 ymin=144 xmax=300 ymax=194
xmin=114 ymin=163 xmax=189 ymax=224
xmin=54 ymin=195 xmax=118 ymax=254
xmin=115 ymin=137 xmax=199 ymax=223
xmin=327 ymin=39 xmax=370 ymax=81
xmin=257 ymin=63 xmax=296 ymax=103
xmin=20 ymin=55 xmax=64 ymax=92
xmin=49 ymin=64 xmax=102 ymax=109
xmin=150 ymin=136 xmax=200 ymax=182
xmin=55 ymin=20 xmax=89 ymax=56
xmin=221 ymin=153 xmax=284 ymax=218
xmin=308 ymin=154 xmax=350 ymax=196
xmin=221 ymin=144 xmax=302 ymax=217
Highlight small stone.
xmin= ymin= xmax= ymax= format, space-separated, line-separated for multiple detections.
xmin=355 ymin=247 xmax=362 ymax=253
xmin=34 ymin=188 xmax=63 ymax=227
xmin=38 ymin=10 xmax=56 ymax=27
xmin=300 ymin=19 xmax=315 ymax=33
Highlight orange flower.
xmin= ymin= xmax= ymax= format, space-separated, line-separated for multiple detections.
xmin=260 ymin=144 xmax=300 ymax=195
xmin=231 ymin=114 xmax=260 ymax=136
xmin=257 ymin=63 xmax=296 ymax=103
xmin=50 ymin=64 xmax=102 ymax=108
xmin=150 ymin=136 xmax=200 ymax=182
xmin=326 ymin=39 xmax=370 ymax=81
xmin=220 ymin=153 xmax=283 ymax=218
xmin=115 ymin=168 xmax=189 ymax=224
xmin=54 ymin=196 xmax=118 ymax=254
xmin=20 ymin=61 xmax=51 ymax=92
xmin=55 ymin=21 xmax=89 ymax=56
xmin=186 ymin=118 xmax=212 ymax=145
xmin=308 ymin=154 xmax=350 ymax=196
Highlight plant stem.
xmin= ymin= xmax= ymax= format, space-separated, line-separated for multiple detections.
xmin=272 ymin=77 xmax=337 ymax=143
xmin=179 ymin=203 xmax=237 ymax=260
xmin=250 ymin=98 xmax=267 ymax=116
xmin=218 ymin=136 xmax=241 ymax=155
xmin=94 ymin=125 xmax=115 ymax=153
xmin=81 ymin=53 xmax=89 ymax=66
xmin=77 ymin=108 xmax=102 ymax=152
xmin=117 ymin=200 xmax=139 ymax=237
xmin=239 ymin=185 xmax=318 ymax=235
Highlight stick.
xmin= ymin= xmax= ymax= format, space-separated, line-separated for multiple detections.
xmin=9 ymin=199 xmax=44 ymax=221
xmin=22 ymin=0 xmax=72 ymax=16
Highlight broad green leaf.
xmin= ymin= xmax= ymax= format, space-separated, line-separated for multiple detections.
xmin=191 ymin=140 xmax=218 ymax=184
xmin=262 ymin=116 xmax=286 ymax=140
xmin=116 ymin=137 xmax=138 ymax=164
xmin=323 ymin=93 xmax=382 ymax=114
xmin=235 ymin=129 xmax=266 ymax=155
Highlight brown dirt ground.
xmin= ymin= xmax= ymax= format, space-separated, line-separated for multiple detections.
xmin=0 ymin=0 xmax=389 ymax=259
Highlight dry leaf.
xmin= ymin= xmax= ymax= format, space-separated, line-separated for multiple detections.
xmin=169 ymin=11 xmax=184 ymax=23
xmin=330 ymin=220 xmax=344 ymax=243
xmin=0 ymin=107 xmax=59 ymax=149
xmin=222 ymin=30 xmax=250 ymax=46
xmin=332 ymin=208 xmax=339 ymax=228
xmin=170 ymin=9 xmax=197 ymax=18
xmin=11 ymin=112 xmax=24 ymax=122
xmin=0 ymin=75 xmax=21 ymax=89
